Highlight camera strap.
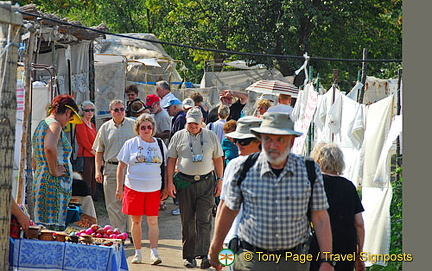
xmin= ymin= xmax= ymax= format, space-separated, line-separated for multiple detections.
xmin=188 ymin=131 xmax=204 ymax=157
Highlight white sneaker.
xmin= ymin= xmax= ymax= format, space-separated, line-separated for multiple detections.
xmin=131 ymin=254 xmax=142 ymax=264
xmin=150 ymin=252 xmax=162 ymax=265
xmin=172 ymin=208 xmax=180 ymax=215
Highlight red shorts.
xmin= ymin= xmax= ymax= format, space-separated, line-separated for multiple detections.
xmin=122 ymin=186 xmax=160 ymax=216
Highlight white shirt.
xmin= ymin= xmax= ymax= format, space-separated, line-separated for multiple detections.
xmin=117 ymin=136 xmax=167 ymax=192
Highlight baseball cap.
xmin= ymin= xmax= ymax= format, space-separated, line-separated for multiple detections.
xmin=186 ymin=107 xmax=203 ymax=124
xmin=163 ymin=98 xmax=182 ymax=109
xmin=145 ymin=94 xmax=160 ymax=107
xmin=182 ymin=98 xmax=195 ymax=109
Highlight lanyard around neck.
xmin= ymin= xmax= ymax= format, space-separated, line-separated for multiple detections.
xmin=188 ymin=131 xmax=203 ymax=156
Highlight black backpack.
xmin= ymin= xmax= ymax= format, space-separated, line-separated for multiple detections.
xmin=236 ymin=152 xmax=317 ymax=220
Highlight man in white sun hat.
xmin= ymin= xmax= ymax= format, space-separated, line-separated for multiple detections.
xmin=209 ymin=112 xmax=334 ymax=271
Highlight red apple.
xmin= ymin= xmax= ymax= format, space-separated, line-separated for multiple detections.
xmin=106 ymin=229 xmax=114 ymax=236
xmin=110 ymin=234 xmax=118 ymax=239
xmin=91 ymin=232 xmax=97 ymax=237
xmin=96 ymin=233 xmax=102 ymax=238
xmin=103 ymin=233 xmax=109 ymax=238
xmin=96 ymin=228 xmax=104 ymax=234
xmin=85 ymin=228 xmax=94 ymax=235
xmin=103 ymin=225 xmax=113 ymax=231
xmin=113 ymin=228 xmax=120 ymax=235
xmin=90 ymin=224 xmax=99 ymax=232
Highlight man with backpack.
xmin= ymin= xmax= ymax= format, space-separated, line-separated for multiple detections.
xmin=209 ymin=112 xmax=335 ymax=271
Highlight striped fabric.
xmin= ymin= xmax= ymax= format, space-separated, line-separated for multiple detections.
xmin=246 ymin=80 xmax=299 ymax=97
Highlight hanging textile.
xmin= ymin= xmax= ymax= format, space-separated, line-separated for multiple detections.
xmin=312 ymin=86 xmax=341 ymax=143
xmin=292 ymin=83 xmax=318 ymax=155
xmin=326 ymin=94 xmax=365 ymax=187
xmin=361 ymin=94 xmax=395 ymax=267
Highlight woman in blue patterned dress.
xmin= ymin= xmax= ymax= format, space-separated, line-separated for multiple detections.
xmin=31 ymin=94 xmax=82 ymax=230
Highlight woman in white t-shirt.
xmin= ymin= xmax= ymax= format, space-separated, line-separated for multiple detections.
xmin=116 ymin=113 xmax=168 ymax=265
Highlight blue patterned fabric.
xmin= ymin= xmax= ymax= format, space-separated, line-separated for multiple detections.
xmin=10 ymin=238 xmax=128 ymax=271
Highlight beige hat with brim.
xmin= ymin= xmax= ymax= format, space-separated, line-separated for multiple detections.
xmin=186 ymin=107 xmax=203 ymax=123
xmin=250 ymin=112 xmax=302 ymax=137
xmin=225 ymin=116 xmax=263 ymax=139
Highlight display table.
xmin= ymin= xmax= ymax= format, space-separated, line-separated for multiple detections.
xmin=9 ymin=238 xmax=129 ymax=271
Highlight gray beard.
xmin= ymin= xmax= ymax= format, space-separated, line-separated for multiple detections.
xmin=263 ymin=146 xmax=291 ymax=166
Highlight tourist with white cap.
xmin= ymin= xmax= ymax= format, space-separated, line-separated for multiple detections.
xmin=209 ymin=112 xmax=334 ymax=271
xmin=166 ymin=107 xmax=224 ymax=269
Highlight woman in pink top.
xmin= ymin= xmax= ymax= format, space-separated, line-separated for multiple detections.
xmin=75 ymin=101 xmax=97 ymax=199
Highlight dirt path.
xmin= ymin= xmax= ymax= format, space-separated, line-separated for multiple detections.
xmin=84 ymin=198 xmax=218 ymax=271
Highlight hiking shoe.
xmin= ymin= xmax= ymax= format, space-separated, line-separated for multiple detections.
xmin=200 ymin=256 xmax=211 ymax=269
xmin=172 ymin=208 xmax=180 ymax=216
xmin=184 ymin=258 xmax=197 ymax=268
xmin=131 ymin=254 xmax=142 ymax=264
xmin=150 ymin=253 xmax=162 ymax=265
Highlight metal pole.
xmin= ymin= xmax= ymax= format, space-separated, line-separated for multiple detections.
xmin=358 ymin=48 xmax=368 ymax=104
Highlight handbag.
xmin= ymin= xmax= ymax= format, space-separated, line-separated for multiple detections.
xmin=72 ymin=148 xmax=85 ymax=172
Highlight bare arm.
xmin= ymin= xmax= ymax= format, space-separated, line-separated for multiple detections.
xmin=354 ymin=212 xmax=366 ymax=271
xmin=311 ymin=209 xmax=334 ymax=271
xmin=209 ymin=200 xmax=239 ymax=270
xmin=232 ymin=90 xmax=248 ymax=105
xmin=212 ymin=156 xmax=224 ymax=197
xmin=44 ymin=121 xmax=64 ymax=176
xmin=115 ymin=161 xmax=126 ymax=201
xmin=166 ymin=157 xmax=177 ymax=198
xmin=94 ymin=151 xmax=104 ymax=183
xmin=11 ymin=199 xmax=30 ymax=231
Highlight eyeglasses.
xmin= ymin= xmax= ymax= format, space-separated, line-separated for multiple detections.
xmin=83 ymin=108 xmax=95 ymax=112
xmin=140 ymin=125 xmax=153 ymax=131
xmin=234 ymin=138 xmax=255 ymax=146
xmin=111 ymin=107 xmax=125 ymax=112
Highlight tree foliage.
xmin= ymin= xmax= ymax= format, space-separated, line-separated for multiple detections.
xmin=17 ymin=0 xmax=402 ymax=88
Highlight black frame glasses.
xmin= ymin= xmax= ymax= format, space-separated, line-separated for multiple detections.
xmin=83 ymin=108 xmax=95 ymax=112
xmin=111 ymin=107 xmax=125 ymax=112
xmin=234 ymin=138 xmax=255 ymax=146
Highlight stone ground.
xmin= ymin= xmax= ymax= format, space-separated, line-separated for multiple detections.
xmin=69 ymin=196 xmax=219 ymax=271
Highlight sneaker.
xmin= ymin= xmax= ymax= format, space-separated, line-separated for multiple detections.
xmin=172 ymin=208 xmax=180 ymax=216
xmin=200 ymin=256 xmax=211 ymax=269
xmin=131 ymin=254 xmax=142 ymax=264
xmin=150 ymin=253 xmax=162 ymax=265
xmin=184 ymin=258 xmax=197 ymax=268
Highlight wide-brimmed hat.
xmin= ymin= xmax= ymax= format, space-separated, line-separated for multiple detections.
xmin=225 ymin=116 xmax=262 ymax=139
xmin=130 ymin=100 xmax=146 ymax=114
xmin=163 ymin=98 xmax=182 ymax=109
xmin=182 ymin=98 xmax=195 ymax=109
xmin=65 ymin=105 xmax=83 ymax=124
xmin=145 ymin=94 xmax=160 ymax=107
xmin=186 ymin=107 xmax=203 ymax=124
xmin=250 ymin=112 xmax=302 ymax=137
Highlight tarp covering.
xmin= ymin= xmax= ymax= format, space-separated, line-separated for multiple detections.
xmin=95 ymin=33 xmax=183 ymax=85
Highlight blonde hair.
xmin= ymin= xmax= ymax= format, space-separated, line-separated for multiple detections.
xmin=310 ymin=142 xmax=345 ymax=175
xmin=133 ymin=113 xmax=156 ymax=136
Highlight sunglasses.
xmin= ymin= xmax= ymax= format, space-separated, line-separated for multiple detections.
xmin=111 ymin=107 xmax=125 ymax=112
xmin=83 ymin=108 xmax=95 ymax=112
xmin=234 ymin=138 xmax=255 ymax=146
xmin=140 ymin=125 xmax=153 ymax=131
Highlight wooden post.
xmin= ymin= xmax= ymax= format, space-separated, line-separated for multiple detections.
xmin=358 ymin=48 xmax=368 ymax=104
xmin=0 ymin=2 xmax=23 ymax=269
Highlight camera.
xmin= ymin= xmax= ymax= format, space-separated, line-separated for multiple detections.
xmin=192 ymin=154 xmax=203 ymax=162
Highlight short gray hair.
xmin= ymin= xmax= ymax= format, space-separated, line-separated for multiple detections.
xmin=156 ymin=80 xmax=170 ymax=92
xmin=109 ymin=99 xmax=124 ymax=109
xmin=80 ymin=100 xmax=96 ymax=115
xmin=218 ymin=104 xmax=230 ymax=119
xmin=310 ymin=142 xmax=345 ymax=175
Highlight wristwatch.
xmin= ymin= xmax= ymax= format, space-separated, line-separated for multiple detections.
xmin=217 ymin=177 xmax=223 ymax=181
xmin=320 ymin=258 xmax=336 ymax=267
